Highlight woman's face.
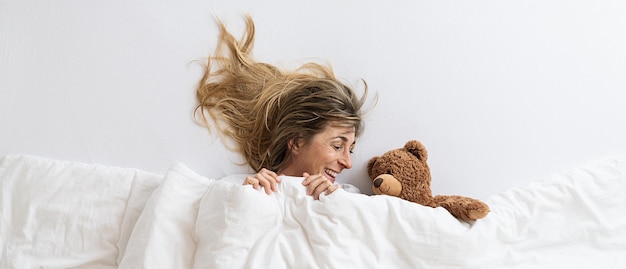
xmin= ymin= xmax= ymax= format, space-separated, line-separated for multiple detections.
xmin=280 ymin=124 xmax=355 ymax=183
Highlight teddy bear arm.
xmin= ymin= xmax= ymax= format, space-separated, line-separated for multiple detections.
xmin=432 ymin=195 xmax=490 ymax=221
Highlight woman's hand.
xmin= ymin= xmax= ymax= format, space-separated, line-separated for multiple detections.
xmin=302 ymin=172 xmax=340 ymax=200
xmin=243 ymin=168 xmax=281 ymax=195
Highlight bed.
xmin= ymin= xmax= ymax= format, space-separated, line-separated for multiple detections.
xmin=2 ymin=154 xmax=625 ymax=268
xmin=3 ymin=0 xmax=626 ymax=268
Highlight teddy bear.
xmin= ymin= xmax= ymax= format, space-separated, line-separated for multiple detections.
xmin=367 ymin=140 xmax=490 ymax=221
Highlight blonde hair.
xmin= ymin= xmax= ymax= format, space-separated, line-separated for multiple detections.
xmin=195 ymin=16 xmax=368 ymax=172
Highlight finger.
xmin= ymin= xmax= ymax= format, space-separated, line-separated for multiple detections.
xmin=324 ymin=184 xmax=340 ymax=196
xmin=302 ymin=172 xmax=322 ymax=188
xmin=312 ymin=178 xmax=333 ymax=200
xmin=260 ymin=168 xmax=281 ymax=190
xmin=257 ymin=172 xmax=280 ymax=194
xmin=301 ymin=173 xmax=309 ymax=186
xmin=243 ymin=176 xmax=260 ymax=190
xmin=258 ymin=175 xmax=274 ymax=195
xmin=260 ymin=168 xmax=281 ymax=183
xmin=303 ymin=174 xmax=323 ymax=195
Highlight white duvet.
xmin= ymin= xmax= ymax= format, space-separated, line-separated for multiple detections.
xmin=2 ymin=155 xmax=626 ymax=268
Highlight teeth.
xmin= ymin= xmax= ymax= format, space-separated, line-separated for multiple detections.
xmin=325 ymin=169 xmax=337 ymax=177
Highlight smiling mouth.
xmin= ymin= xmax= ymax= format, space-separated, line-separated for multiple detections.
xmin=324 ymin=168 xmax=338 ymax=183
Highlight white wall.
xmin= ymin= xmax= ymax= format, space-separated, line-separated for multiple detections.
xmin=2 ymin=0 xmax=625 ymax=199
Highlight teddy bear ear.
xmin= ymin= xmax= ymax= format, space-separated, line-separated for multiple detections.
xmin=404 ymin=140 xmax=428 ymax=161
xmin=367 ymin=157 xmax=379 ymax=178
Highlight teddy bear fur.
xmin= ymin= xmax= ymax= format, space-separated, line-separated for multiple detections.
xmin=367 ymin=140 xmax=490 ymax=221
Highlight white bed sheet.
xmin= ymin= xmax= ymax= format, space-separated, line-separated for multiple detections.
xmin=119 ymin=156 xmax=626 ymax=268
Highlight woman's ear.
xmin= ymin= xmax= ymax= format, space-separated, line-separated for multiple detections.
xmin=288 ymin=138 xmax=301 ymax=154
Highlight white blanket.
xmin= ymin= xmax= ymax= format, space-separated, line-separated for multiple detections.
xmin=121 ymin=157 xmax=626 ymax=268
xmin=2 ymin=155 xmax=626 ymax=268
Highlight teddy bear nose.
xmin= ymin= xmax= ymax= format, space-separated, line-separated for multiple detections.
xmin=373 ymin=177 xmax=383 ymax=188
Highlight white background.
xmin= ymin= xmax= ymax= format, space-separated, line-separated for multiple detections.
xmin=2 ymin=0 xmax=625 ymax=199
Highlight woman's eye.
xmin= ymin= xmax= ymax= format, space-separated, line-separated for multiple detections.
xmin=332 ymin=143 xmax=354 ymax=153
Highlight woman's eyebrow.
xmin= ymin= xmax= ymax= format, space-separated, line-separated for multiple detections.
xmin=332 ymin=136 xmax=349 ymax=142
xmin=332 ymin=136 xmax=356 ymax=146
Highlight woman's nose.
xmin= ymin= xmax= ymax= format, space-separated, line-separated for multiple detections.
xmin=340 ymin=150 xmax=352 ymax=169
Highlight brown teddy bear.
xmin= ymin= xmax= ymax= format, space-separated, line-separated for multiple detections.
xmin=367 ymin=140 xmax=490 ymax=221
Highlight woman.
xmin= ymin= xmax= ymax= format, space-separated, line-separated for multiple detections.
xmin=195 ymin=16 xmax=369 ymax=199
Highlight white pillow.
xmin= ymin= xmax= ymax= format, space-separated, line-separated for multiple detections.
xmin=0 ymin=155 xmax=162 ymax=268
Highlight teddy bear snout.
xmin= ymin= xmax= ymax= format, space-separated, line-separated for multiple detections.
xmin=371 ymin=174 xmax=402 ymax=197
xmin=373 ymin=177 xmax=384 ymax=188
